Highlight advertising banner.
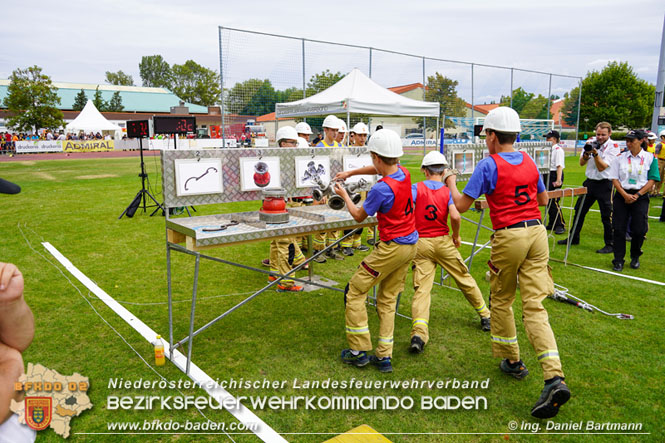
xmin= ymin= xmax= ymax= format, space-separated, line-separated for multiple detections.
xmin=63 ymin=140 xmax=115 ymax=152
xmin=15 ymin=141 xmax=63 ymax=153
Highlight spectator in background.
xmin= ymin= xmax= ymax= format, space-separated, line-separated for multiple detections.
xmin=654 ymin=130 xmax=665 ymax=197
xmin=608 ymin=130 xmax=659 ymax=271
xmin=558 ymin=122 xmax=620 ymax=254
xmin=543 ymin=130 xmax=566 ymax=235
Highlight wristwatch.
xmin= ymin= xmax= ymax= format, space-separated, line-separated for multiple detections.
xmin=592 ymin=153 xmax=598 ymax=157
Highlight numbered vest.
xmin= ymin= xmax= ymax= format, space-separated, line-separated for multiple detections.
xmin=414 ymin=182 xmax=450 ymax=237
xmin=486 ymin=152 xmax=542 ymax=230
xmin=377 ymin=165 xmax=417 ymax=242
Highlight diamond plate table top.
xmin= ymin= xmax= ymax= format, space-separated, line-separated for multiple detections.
xmin=167 ymin=206 xmax=377 ymax=249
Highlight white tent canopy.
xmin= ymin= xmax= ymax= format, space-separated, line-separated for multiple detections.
xmin=65 ymin=100 xmax=121 ymax=132
xmin=275 ymin=68 xmax=439 ymax=118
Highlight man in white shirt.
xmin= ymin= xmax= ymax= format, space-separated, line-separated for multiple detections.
xmin=558 ymin=122 xmax=620 ymax=253
xmin=543 ymin=130 xmax=566 ymax=234
xmin=608 ymin=130 xmax=660 ymax=271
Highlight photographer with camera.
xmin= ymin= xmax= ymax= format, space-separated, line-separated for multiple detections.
xmin=558 ymin=122 xmax=620 ymax=253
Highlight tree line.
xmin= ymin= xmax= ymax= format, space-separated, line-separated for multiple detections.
xmin=1 ymin=59 xmax=657 ymax=134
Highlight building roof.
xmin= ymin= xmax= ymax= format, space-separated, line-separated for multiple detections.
xmin=388 ymin=83 xmax=424 ymax=95
xmin=256 ymin=112 xmax=293 ymax=122
xmin=0 ymin=80 xmax=209 ymax=114
xmin=549 ymin=98 xmax=574 ymax=128
xmin=464 ymin=102 xmax=500 ymax=115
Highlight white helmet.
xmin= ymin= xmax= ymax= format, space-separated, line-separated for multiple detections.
xmin=421 ymin=151 xmax=448 ymax=167
xmin=352 ymin=122 xmax=369 ymax=135
xmin=295 ymin=122 xmax=312 ymax=135
xmin=338 ymin=119 xmax=347 ymax=133
xmin=322 ymin=115 xmax=341 ymax=129
xmin=276 ymin=126 xmax=299 ymax=143
xmin=647 ymin=131 xmax=657 ymax=140
xmin=660 ymin=130 xmax=665 ymax=138
xmin=297 ymin=137 xmax=310 ymax=148
xmin=367 ymin=129 xmax=403 ymax=158
xmin=482 ymin=106 xmax=521 ymax=133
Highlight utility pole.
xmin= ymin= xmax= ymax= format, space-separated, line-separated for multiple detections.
xmin=651 ymin=14 xmax=665 ymax=133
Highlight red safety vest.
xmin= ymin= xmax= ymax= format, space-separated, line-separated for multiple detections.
xmin=486 ymin=152 xmax=542 ymax=230
xmin=377 ymin=165 xmax=417 ymax=242
xmin=414 ymin=182 xmax=450 ymax=237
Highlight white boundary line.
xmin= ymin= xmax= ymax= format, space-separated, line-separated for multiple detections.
xmin=42 ymin=242 xmax=287 ymax=443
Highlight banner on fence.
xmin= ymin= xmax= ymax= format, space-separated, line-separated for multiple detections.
xmin=15 ymin=141 xmax=63 ymax=153
xmin=63 ymin=140 xmax=114 ymax=152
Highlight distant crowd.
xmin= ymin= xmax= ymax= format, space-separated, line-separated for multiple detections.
xmin=0 ymin=130 xmax=112 ymax=153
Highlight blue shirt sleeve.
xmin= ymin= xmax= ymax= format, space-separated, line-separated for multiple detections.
xmin=463 ymin=157 xmax=497 ymax=199
xmin=411 ymin=183 xmax=418 ymax=204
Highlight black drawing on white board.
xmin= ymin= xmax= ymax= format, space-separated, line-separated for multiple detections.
xmin=184 ymin=167 xmax=219 ymax=191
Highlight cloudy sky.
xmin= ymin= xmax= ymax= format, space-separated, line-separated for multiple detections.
xmin=1 ymin=0 xmax=663 ymax=103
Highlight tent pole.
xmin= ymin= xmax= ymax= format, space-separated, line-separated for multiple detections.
xmin=436 ymin=116 xmax=440 ymax=154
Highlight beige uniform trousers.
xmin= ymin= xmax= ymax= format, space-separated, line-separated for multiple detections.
xmin=345 ymin=241 xmax=417 ymax=358
xmin=411 ymin=235 xmax=489 ymax=343
xmin=488 ymin=224 xmax=563 ymax=380
xmin=269 ymin=237 xmax=305 ymax=288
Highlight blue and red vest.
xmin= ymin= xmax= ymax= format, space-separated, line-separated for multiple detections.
xmin=487 ymin=152 xmax=542 ymax=230
xmin=414 ymin=182 xmax=450 ymax=237
xmin=377 ymin=165 xmax=417 ymax=242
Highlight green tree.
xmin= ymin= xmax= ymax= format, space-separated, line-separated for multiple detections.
xmin=107 ymin=91 xmax=124 ymax=112
xmin=170 ymin=60 xmax=221 ymax=106
xmin=2 ymin=65 xmax=64 ymax=133
xmin=306 ymin=69 xmax=344 ymax=95
xmin=72 ymin=89 xmax=88 ymax=111
xmin=139 ymin=55 xmax=172 ymax=88
xmin=226 ymin=79 xmax=278 ymax=115
xmin=105 ymin=70 xmax=134 ymax=86
xmin=561 ymin=87 xmax=580 ymax=127
xmin=520 ymin=94 xmax=549 ymax=119
xmin=93 ymin=86 xmax=108 ymax=111
xmin=414 ymin=72 xmax=466 ymax=129
xmin=499 ymin=87 xmax=534 ymax=115
xmin=569 ymin=61 xmax=654 ymax=129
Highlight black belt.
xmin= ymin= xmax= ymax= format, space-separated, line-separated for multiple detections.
xmin=498 ymin=219 xmax=542 ymax=230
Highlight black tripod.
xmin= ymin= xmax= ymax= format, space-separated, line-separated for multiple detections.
xmin=119 ymin=138 xmax=164 ymax=219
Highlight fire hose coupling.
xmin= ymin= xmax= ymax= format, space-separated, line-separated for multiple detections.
xmin=312 ymin=177 xmax=370 ymax=210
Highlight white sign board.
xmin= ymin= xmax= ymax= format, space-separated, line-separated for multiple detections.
xmin=295 ymin=156 xmax=330 ymax=188
xmin=174 ymin=158 xmax=224 ymax=196
xmin=239 ymin=156 xmax=281 ymax=191
xmin=453 ymin=152 xmax=475 ymax=174
xmin=343 ymin=155 xmax=376 ymax=184
xmin=533 ymin=149 xmax=550 ymax=169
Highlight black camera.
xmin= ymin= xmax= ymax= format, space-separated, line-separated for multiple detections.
xmin=584 ymin=140 xmax=600 ymax=152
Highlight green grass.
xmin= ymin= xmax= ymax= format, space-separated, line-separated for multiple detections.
xmin=0 ymin=152 xmax=663 ymax=442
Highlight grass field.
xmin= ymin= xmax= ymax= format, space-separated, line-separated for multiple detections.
xmin=0 ymin=151 xmax=663 ymax=442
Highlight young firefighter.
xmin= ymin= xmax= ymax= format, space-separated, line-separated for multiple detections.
xmin=341 ymin=122 xmax=371 ymax=256
xmin=410 ymin=151 xmax=491 ymax=354
xmin=445 ymin=107 xmax=570 ymax=419
xmin=336 ymin=120 xmax=348 ymax=146
xmin=313 ymin=115 xmax=344 ymax=262
xmin=333 ymin=129 xmax=417 ymax=373
xmin=267 ymin=126 xmax=307 ymax=292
